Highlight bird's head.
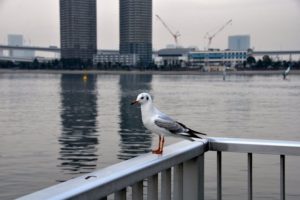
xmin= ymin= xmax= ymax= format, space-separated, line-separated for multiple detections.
xmin=131 ymin=93 xmax=152 ymax=105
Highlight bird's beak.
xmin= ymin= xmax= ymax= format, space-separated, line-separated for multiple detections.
xmin=131 ymin=100 xmax=139 ymax=105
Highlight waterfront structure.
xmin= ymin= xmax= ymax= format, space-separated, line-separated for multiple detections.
xmin=119 ymin=0 xmax=152 ymax=66
xmin=189 ymin=50 xmax=248 ymax=70
xmin=154 ymin=47 xmax=299 ymax=70
xmin=154 ymin=48 xmax=247 ymax=69
xmin=7 ymin=34 xmax=34 ymax=58
xmin=156 ymin=48 xmax=196 ymax=67
xmin=228 ymin=35 xmax=250 ymax=51
xmin=59 ymin=0 xmax=97 ymax=61
xmin=93 ymin=52 xmax=139 ymax=67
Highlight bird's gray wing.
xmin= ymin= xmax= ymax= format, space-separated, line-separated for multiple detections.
xmin=154 ymin=118 xmax=185 ymax=134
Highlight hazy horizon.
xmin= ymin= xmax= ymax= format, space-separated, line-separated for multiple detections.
xmin=0 ymin=0 xmax=299 ymax=51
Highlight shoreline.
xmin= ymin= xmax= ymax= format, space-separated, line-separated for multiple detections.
xmin=1 ymin=69 xmax=300 ymax=75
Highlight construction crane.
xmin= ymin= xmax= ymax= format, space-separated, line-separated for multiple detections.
xmin=156 ymin=14 xmax=181 ymax=47
xmin=205 ymin=19 xmax=232 ymax=50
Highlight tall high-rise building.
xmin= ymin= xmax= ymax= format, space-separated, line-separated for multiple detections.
xmin=228 ymin=35 xmax=250 ymax=51
xmin=120 ymin=0 xmax=152 ymax=66
xmin=60 ymin=0 xmax=97 ymax=61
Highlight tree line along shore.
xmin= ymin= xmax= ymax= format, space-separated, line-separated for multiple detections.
xmin=0 ymin=56 xmax=299 ymax=71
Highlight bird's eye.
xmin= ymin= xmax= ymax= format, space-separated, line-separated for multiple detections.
xmin=146 ymin=96 xmax=149 ymax=100
xmin=141 ymin=97 xmax=144 ymax=100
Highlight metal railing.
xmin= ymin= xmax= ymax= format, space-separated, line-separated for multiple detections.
xmin=17 ymin=137 xmax=300 ymax=200
xmin=209 ymin=137 xmax=300 ymax=200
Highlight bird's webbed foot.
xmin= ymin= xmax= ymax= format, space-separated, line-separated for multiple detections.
xmin=152 ymin=148 xmax=163 ymax=154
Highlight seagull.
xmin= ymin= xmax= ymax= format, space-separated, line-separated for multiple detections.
xmin=131 ymin=92 xmax=206 ymax=154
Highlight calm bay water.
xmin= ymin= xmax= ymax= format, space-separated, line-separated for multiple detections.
xmin=0 ymin=72 xmax=300 ymax=199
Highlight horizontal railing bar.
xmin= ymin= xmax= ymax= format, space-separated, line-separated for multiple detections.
xmin=17 ymin=140 xmax=207 ymax=200
xmin=209 ymin=137 xmax=300 ymax=156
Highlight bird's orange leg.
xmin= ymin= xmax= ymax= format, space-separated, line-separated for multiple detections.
xmin=152 ymin=135 xmax=162 ymax=154
xmin=158 ymin=136 xmax=165 ymax=154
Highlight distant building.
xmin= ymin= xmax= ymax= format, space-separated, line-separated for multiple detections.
xmin=93 ymin=52 xmax=139 ymax=67
xmin=189 ymin=50 xmax=248 ymax=70
xmin=7 ymin=34 xmax=35 ymax=58
xmin=156 ymin=48 xmax=196 ymax=67
xmin=8 ymin=34 xmax=23 ymax=46
xmin=0 ymin=48 xmax=3 ymax=56
xmin=120 ymin=0 xmax=152 ymax=66
xmin=154 ymin=47 xmax=248 ymax=69
xmin=59 ymin=0 xmax=97 ymax=61
xmin=8 ymin=34 xmax=23 ymax=57
xmin=228 ymin=35 xmax=250 ymax=51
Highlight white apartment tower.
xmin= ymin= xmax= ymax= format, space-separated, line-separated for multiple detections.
xmin=228 ymin=35 xmax=250 ymax=51
xmin=8 ymin=34 xmax=35 ymax=58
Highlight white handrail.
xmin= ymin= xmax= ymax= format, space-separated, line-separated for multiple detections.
xmin=17 ymin=140 xmax=207 ymax=200
xmin=209 ymin=137 xmax=300 ymax=155
xmin=17 ymin=137 xmax=300 ymax=200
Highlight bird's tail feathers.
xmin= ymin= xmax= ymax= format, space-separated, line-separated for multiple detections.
xmin=177 ymin=131 xmax=203 ymax=141
xmin=188 ymin=128 xmax=207 ymax=136
xmin=177 ymin=121 xmax=207 ymax=136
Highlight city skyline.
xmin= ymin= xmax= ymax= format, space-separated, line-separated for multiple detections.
xmin=0 ymin=0 xmax=300 ymax=51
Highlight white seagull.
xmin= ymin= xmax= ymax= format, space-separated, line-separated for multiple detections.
xmin=131 ymin=92 xmax=206 ymax=154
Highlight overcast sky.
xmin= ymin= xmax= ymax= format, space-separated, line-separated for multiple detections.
xmin=0 ymin=0 xmax=299 ymax=50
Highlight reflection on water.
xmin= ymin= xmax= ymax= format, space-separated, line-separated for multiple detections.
xmin=118 ymin=74 xmax=153 ymax=160
xmin=1 ymin=73 xmax=300 ymax=200
xmin=59 ymin=74 xmax=99 ymax=174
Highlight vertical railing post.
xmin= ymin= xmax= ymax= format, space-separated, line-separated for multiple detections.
xmin=132 ymin=181 xmax=143 ymax=200
xmin=161 ymin=168 xmax=171 ymax=200
xmin=115 ymin=188 xmax=126 ymax=200
xmin=183 ymin=154 xmax=204 ymax=200
xmin=248 ymin=153 xmax=253 ymax=200
xmin=217 ymin=151 xmax=222 ymax=200
xmin=199 ymin=154 xmax=205 ymax=200
xmin=147 ymin=174 xmax=158 ymax=200
xmin=280 ymin=155 xmax=286 ymax=200
xmin=174 ymin=163 xmax=183 ymax=200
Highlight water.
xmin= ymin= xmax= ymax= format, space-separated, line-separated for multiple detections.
xmin=0 ymin=72 xmax=299 ymax=199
